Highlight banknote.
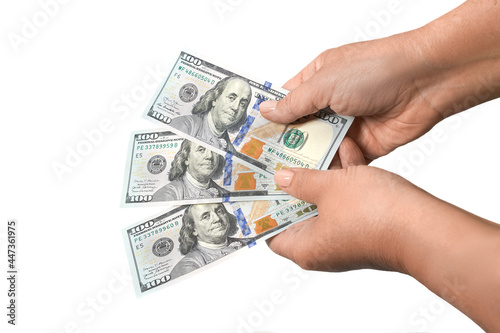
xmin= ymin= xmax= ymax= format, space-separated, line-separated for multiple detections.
xmin=121 ymin=129 xmax=291 ymax=206
xmin=144 ymin=50 xmax=354 ymax=177
xmin=122 ymin=199 xmax=317 ymax=296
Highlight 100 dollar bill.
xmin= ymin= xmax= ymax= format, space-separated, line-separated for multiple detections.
xmin=121 ymin=129 xmax=291 ymax=206
xmin=122 ymin=199 xmax=317 ymax=296
xmin=144 ymin=50 xmax=353 ymax=176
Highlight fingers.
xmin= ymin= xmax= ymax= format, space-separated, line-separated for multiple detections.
xmin=329 ymin=152 xmax=342 ymax=170
xmin=260 ymin=78 xmax=329 ymax=123
xmin=266 ymin=219 xmax=307 ymax=258
xmin=281 ymin=56 xmax=323 ymax=91
xmin=274 ymin=168 xmax=331 ymax=204
xmin=329 ymin=137 xmax=365 ymax=170
xmin=281 ymin=71 xmax=306 ymax=91
xmin=344 ymin=120 xmax=376 ymax=162
xmin=260 ymin=54 xmax=330 ymax=123
xmin=338 ymin=137 xmax=367 ymax=168
xmin=266 ymin=216 xmax=319 ymax=265
xmin=273 ymin=138 xmax=365 ymax=215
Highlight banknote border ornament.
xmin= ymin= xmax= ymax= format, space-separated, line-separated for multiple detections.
xmin=152 ymin=237 xmax=174 ymax=257
xmin=147 ymin=155 xmax=167 ymax=174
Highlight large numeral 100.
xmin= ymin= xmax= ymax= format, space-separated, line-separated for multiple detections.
xmin=181 ymin=53 xmax=202 ymax=66
xmin=131 ymin=220 xmax=155 ymax=233
xmin=136 ymin=133 xmax=159 ymax=140
xmin=128 ymin=195 xmax=153 ymax=202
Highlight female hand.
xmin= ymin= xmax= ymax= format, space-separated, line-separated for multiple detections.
xmin=266 ymin=137 xmax=426 ymax=273
xmin=260 ymin=1 xmax=500 ymax=160
xmin=267 ymin=137 xmax=500 ymax=332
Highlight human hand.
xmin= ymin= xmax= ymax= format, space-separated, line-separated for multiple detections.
xmin=267 ymin=137 xmax=500 ymax=332
xmin=266 ymin=137 xmax=429 ymax=273
xmin=260 ymin=36 xmax=449 ymax=161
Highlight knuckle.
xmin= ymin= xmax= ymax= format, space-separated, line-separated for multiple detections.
xmin=295 ymin=255 xmax=318 ymax=271
xmin=314 ymin=51 xmax=328 ymax=70
xmin=266 ymin=237 xmax=283 ymax=256
xmin=290 ymin=169 xmax=324 ymax=202
xmin=291 ymin=236 xmax=321 ymax=271
xmin=279 ymin=93 xmax=301 ymax=120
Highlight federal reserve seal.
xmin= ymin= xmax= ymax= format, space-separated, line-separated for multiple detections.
xmin=152 ymin=237 xmax=174 ymax=257
xmin=283 ymin=128 xmax=305 ymax=149
xmin=179 ymin=83 xmax=198 ymax=103
xmin=147 ymin=155 xmax=167 ymax=174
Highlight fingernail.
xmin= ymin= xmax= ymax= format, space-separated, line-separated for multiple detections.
xmin=259 ymin=100 xmax=277 ymax=114
xmin=274 ymin=169 xmax=294 ymax=188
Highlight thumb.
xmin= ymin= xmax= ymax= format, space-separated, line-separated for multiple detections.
xmin=259 ymin=75 xmax=330 ymax=123
xmin=274 ymin=168 xmax=329 ymax=204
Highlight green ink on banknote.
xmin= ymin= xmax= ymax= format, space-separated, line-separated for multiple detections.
xmin=283 ymin=129 xmax=305 ymax=149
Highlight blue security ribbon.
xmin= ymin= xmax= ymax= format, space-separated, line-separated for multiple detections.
xmin=232 ymin=115 xmax=255 ymax=146
xmin=223 ymin=153 xmax=233 ymax=187
xmin=253 ymin=98 xmax=263 ymax=111
xmin=263 ymin=81 xmax=272 ymax=90
xmin=234 ymin=208 xmax=251 ymax=236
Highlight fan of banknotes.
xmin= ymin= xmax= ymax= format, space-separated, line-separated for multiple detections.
xmin=121 ymin=50 xmax=354 ymax=296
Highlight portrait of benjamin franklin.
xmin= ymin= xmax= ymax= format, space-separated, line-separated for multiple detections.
xmin=169 ymin=203 xmax=244 ymax=279
xmin=169 ymin=76 xmax=252 ymax=152
xmin=151 ymin=139 xmax=229 ymax=202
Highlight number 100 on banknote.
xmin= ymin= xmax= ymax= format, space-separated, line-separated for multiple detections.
xmin=144 ymin=51 xmax=354 ymax=176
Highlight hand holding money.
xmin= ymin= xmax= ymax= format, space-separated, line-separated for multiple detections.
xmin=266 ymin=137 xmax=414 ymax=272
xmin=122 ymin=50 xmax=352 ymax=296
xmin=144 ymin=51 xmax=353 ymax=176
xmin=259 ymin=43 xmax=449 ymax=161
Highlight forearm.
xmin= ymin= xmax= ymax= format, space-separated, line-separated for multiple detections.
xmin=417 ymin=0 xmax=500 ymax=67
xmin=404 ymin=0 xmax=500 ymax=117
xmin=400 ymin=192 xmax=500 ymax=332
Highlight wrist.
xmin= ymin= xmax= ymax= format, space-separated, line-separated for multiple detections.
xmin=415 ymin=0 xmax=500 ymax=68
xmin=400 ymin=197 xmax=500 ymax=331
xmin=354 ymin=171 xmax=436 ymax=274
xmin=372 ymin=181 xmax=436 ymax=274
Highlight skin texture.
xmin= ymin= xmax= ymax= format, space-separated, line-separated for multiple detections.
xmin=261 ymin=1 xmax=500 ymax=331
xmin=269 ymin=138 xmax=500 ymax=332
xmin=260 ymin=0 xmax=500 ymax=161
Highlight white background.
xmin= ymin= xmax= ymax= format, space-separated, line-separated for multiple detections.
xmin=1 ymin=0 xmax=499 ymax=332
